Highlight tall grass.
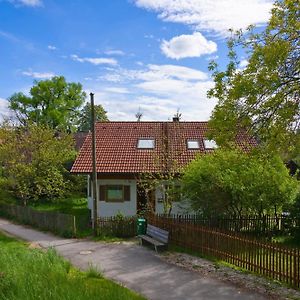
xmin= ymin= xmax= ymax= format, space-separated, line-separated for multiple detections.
xmin=0 ymin=233 xmax=145 ymax=300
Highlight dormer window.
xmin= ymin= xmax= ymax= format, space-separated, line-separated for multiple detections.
xmin=137 ymin=138 xmax=155 ymax=149
xmin=187 ymin=140 xmax=200 ymax=149
xmin=204 ymin=139 xmax=218 ymax=149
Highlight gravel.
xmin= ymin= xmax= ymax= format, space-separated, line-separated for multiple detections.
xmin=160 ymin=252 xmax=300 ymax=300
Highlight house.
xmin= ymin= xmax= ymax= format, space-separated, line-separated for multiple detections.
xmin=71 ymin=119 xmax=256 ymax=217
xmin=73 ymin=131 xmax=88 ymax=151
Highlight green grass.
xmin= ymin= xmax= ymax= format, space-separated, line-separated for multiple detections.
xmin=30 ymin=195 xmax=89 ymax=217
xmin=0 ymin=232 xmax=145 ymax=300
xmin=272 ymin=235 xmax=300 ymax=248
xmin=92 ymin=235 xmax=134 ymax=243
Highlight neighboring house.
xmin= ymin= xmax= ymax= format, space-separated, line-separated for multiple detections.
xmin=71 ymin=119 xmax=256 ymax=217
xmin=74 ymin=131 xmax=88 ymax=151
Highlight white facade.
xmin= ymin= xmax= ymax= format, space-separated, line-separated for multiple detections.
xmin=87 ymin=175 xmax=192 ymax=217
xmin=154 ymin=185 xmax=192 ymax=215
xmin=88 ymin=176 xmax=137 ymax=217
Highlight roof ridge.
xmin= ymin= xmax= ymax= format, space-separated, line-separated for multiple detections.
xmin=95 ymin=121 xmax=209 ymax=124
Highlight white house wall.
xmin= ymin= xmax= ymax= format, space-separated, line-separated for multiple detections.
xmin=88 ymin=177 xmax=137 ymax=217
xmin=87 ymin=175 xmax=192 ymax=217
xmin=154 ymin=186 xmax=192 ymax=215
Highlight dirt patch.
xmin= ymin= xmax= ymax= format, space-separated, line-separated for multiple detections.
xmin=160 ymin=252 xmax=300 ymax=300
xmin=28 ymin=242 xmax=42 ymax=249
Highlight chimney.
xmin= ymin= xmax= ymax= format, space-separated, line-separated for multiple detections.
xmin=173 ymin=116 xmax=180 ymax=122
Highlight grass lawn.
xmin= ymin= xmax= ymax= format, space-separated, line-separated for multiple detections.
xmin=30 ymin=195 xmax=90 ymax=217
xmin=0 ymin=232 xmax=145 ymax=300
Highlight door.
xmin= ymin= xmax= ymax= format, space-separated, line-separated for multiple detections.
xmin=137 ymin=187 xmax=156 ymax=214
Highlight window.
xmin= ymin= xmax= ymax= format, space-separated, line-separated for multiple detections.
xmin=204 ymin=139 xmax=218 ymax=149
xmin=107 ymin=186 xmax=123 ymax=201
xmin=137 ymin=138 xmax=155 ymax=149
xmin=187 ymin=139 xmax=200 ymax=149
xmin=99 ymin=185 xmax=130 ymax=202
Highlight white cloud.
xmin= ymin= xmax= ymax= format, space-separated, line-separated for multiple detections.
xmin=48 ymin=45 xmax=57 ymax=50
xmin=104 ymin=49 xmax=125 ymax=56
xmin=71 ymin=54 xmax=117 ymax=66
xmin=0 ymin=97 xmax=10 ymax=120
xmin=9 ymin=0 xmax=42 ymax=7
xmin=240 ymin=59 xmax=249 ymax=68
xmin=100 ymin=64 xmax=207 ymax=82
xmin=22 ymin=70 xmax=55 ymax=79
xmin=104 ymin=87 xmax=130 ymax=94
xmin=88 ymin=63 xmax=216 ymax=121
xmin=161 ymin=32 xmax=217 ymax=59
xmin=134 ymin=0 xmax=273 ymax=36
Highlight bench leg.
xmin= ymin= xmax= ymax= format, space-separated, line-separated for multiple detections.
xmin=154 ymin=245 xmax=158 ymax=253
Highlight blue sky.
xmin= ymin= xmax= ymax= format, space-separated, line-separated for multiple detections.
xmin=0 ymin=0 xmax=274 ymax=121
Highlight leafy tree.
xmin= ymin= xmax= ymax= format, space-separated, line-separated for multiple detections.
xmin=182 ymin=149 xmax=299 ymax=217
xmin=77 ymin=103 xmax=108 ymax=132
xmin=207 ymin=0 xmax=300 ymax=156
xmin=137 ymin=170 xmax=181 ymax=216
xmin=137 ymin=130 xmax=182 ymax=215
xmin=8 ymin=76 xmax=86 ymax=132
xmin=0 ymin=124 xmax=76 ymax=205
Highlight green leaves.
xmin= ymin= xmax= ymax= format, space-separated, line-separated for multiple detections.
xmin=0 ymin=125 xmax=76 ymax=204
xmin=8 ymin=76 xmax=86 ymax=132
xmin=78 ymin=103 xmax=108 ymax=132
xmin=182 ymin=149 xmax=299 ymax=216
xmin=208 ymin=0 xmax=300 ymax=157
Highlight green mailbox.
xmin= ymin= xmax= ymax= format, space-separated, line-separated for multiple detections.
xmin=137 ymin=218 xmax=146 ymax=235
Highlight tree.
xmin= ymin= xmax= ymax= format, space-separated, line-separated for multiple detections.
xmin=137 ymin=129 xmax=182 ymax=215
xmin=0 ymin=124 xmax=76 ymax=205
xmin=207 ymin=0 xmax=300 ymax=156
xmin=8 ymin=76 xmax=86 ymax=132
xmin=182 ymin=149 xmax=299 ymax=217
xmin=77 ymin=103 xmax=108 ymax=132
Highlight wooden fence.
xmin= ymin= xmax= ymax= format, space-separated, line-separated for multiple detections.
xmin=0 ymin=203 xmax=77 ymax=237
xmin=148 ymin=214 xmax=300 ymax=288
xmin=96 ymin=216 xmax=137 ymax=238
xmin=157 ymin=213 xmax=298 ymax=237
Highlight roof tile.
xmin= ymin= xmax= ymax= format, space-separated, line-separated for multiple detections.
xmin=71 ymin=121 xmax=256 ymax=174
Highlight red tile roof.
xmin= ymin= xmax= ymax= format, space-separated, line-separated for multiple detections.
xmin=71 ymin=121 xmax=257 ymax=174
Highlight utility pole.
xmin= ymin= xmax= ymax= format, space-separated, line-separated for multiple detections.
xmin=90 ymin=93 xmax=98 ymax=236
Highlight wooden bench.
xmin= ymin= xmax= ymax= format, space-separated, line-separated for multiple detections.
xmin=138 ymin=224 xmax=169 ymax=252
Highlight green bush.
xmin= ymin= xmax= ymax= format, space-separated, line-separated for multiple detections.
xmin=0 ymin=125 xmax=76 ymax=205
xmin=182 ymin=149 xmax=299 ymax=217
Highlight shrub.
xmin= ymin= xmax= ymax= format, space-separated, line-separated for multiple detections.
xmin=182 ymin=149 xmax=299 ymax=217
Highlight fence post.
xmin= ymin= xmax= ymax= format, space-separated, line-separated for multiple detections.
xmin=294 ymin=248 xmax=298 ymax=288
xmin=73 ymin=215 xmax=77 ymax=237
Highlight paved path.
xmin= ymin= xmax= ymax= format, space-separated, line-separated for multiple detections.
xmin=0 ymin=218 xmax=266 ymax=300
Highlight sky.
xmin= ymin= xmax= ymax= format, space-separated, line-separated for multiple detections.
xmin=0 ymin=0 xmax=275 ymax=121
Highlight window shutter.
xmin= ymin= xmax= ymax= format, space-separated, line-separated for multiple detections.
xmin=99 ymin=185 xmax=106 ymax=201
xmin=124 ymin=185 xmax=131 ymax=201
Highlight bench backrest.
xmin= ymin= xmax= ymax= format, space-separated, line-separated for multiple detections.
xmin=146 ymin=224 xmax=169 ymax=244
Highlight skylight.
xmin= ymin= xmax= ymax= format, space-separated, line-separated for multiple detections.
xmin=137 ymin=139 xmax=155 ymax=149
xmin=187 ymin=140 xmax=200 ymax=149
xmin=204 ymin=139 xmax=218 ymax=149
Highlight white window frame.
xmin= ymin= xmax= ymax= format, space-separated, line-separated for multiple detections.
xmin=204 ymin=139 xmax=218 ymax=149
xmin=137 ymin=138 xmax=155 ymax=149
xmin=187 ymin=139 xmax=200 ymax=149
